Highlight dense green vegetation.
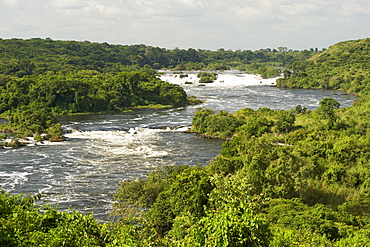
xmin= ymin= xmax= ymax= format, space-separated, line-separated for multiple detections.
xmin=111 ymin=38 xmax=370 ymax=245
xmin=0 ymin=38 xmax=317 ymax=75
xmin=277 ymin=38 xmax=370 ymax=94
xmin=0 ymin=70 xmax=190 ymax=114
xmin=197 ymin=72 xmax=218 ymax=83
xmin=2 ymin=38 xmax=370 ymax=246
xmin=240 ymin=63 xmax=283 ymax=79
xmin=112 ymin=97 xmax=370 ymax=245
xmin=0 ymin=39 xmax=200 ymax=140
xmin=0 ymin=192 xmax=110 ymax=246
xmin=0 ymin=70 xmax=189 ymax=141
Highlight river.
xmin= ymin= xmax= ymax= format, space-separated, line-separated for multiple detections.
xmin=0 ymin=71 xmax=356 ymax=221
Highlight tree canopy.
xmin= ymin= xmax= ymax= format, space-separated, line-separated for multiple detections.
xmin=277 ymin=38 xmax=370 ymax=94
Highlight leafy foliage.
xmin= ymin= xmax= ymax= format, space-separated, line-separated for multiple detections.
xmin=191 ymin=107 xmax=295 ymax=139
xmin=277 ymin=38 xmax=370 ymax=94
xmin=197 ymin=72 xmax=218 ymax=83
xmin=0 ymin=191 xmax=109 ymax=246
xmin=0 ymin=70 xmax=189 ymax=138
xmin=113 ymin=95 xmax=370 ymax=245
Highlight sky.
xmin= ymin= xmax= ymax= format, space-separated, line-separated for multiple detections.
xmin=0 ymin=0 xmax=369 ymax=51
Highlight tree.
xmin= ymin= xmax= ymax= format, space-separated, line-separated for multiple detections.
xmin=145 ymin=166 xmax=212 ymax=234
xmin=0 ymin=192 xmax=108 ymax=246
xmin=273 ymin=110 xmax=296 ymax=133
xmin=170 ymin=174 xmax=271 ymax=246
xmin=317 ymin=98 xmax=340 ymax=129
xmin=278 ymin=47 xmax=288 ymax=52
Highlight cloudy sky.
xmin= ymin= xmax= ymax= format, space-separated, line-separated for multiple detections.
xmin=0 ymin=0 xmax=369 ymax=51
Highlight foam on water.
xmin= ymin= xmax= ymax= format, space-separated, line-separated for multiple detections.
xmin=159 ymin=70 xmax=280 ymax=87
xmin=0 ymin=171 xmax=30 ymax=190
xmin=64 ymin=128 xmax=170 ymax=158
xmin=66 ymin=128 xmax=162 ymax=145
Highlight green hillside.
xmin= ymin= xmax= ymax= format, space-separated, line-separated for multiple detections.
xmin=277 ymin=38 xmax=370 ymax=94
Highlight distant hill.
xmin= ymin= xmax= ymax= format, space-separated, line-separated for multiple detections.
xmin=0 ymin=38 xmax=170 ymax=74
xmin=0 ymin=38 xmax=313 ymax=75
xmin=277 ymin=38 xmax=370 ymax=95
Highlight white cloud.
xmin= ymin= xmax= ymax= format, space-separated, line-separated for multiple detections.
xmin=282 ymin=2 xmax=321 ymax=15
xmin=132 ymin=0 xmax=207 ymax=17
xmin=3 ymin=0 xmax=20 ymax=7
xmin=341 ymin=1 xmax=370 ymax=16
xmin=0 ymin=0 xmax=369 ymax=50
xmin=84 ymin=2 xmax=123 ymax=17
xmin=51 ymin=0 xmax=84 ymax=9
xmin=233 ymin=6 xmax=264 ymax=20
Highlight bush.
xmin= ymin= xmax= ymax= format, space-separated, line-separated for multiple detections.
xmin=0 ymin=192 xmax=108 ymax=246
xmin=197 ymin=72 xmax=217 ymax=83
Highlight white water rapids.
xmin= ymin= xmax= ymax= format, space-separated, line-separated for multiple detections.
xmin=159 ymin=70 xmax=278 ymax=87
xmin=0 ymin=71 xmax=356 ymax=221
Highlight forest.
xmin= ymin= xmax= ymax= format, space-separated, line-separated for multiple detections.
xmin=1 ymin=38 xmax=370 ymax=246
xmin=0 ymin=38 xmax=316 ymax=75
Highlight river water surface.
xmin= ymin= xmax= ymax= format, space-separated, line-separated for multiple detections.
xmin=0 ymin=72 xmax=356 ymax=221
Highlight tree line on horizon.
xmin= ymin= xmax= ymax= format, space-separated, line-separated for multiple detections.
xmin=0 ymin=38 xmax=317 ymax=75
